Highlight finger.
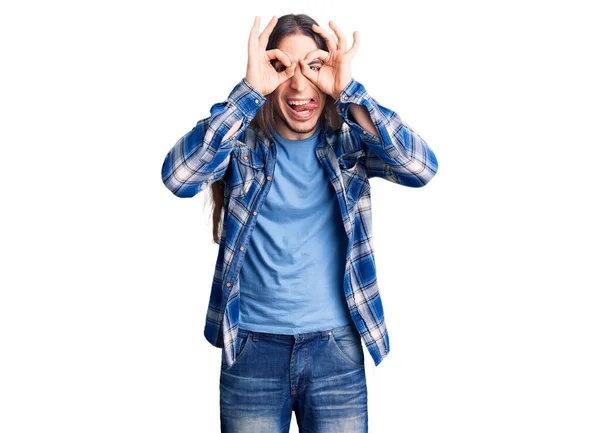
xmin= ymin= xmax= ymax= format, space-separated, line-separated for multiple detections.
xmin=347 ymin=31 xmax=359 ymax=58
xmin=248 ymin=16 xmax=260 ymax=51
xmin=265 ymin=49 xmax=292 ymax=67
xmin=279 ymin=60 xmax=297 ymax=83
xmin=299 ymin=59 xmax=318 ymax=84
xmin=303 ymin=49 xmax=330 ymax=65
xmin=311 ymin=23 xmax=338 ymax=52
xmin=258 ymin=16 xmax=278 ymax=50
xmin=328 ymin=21 xmax=347 ymax=53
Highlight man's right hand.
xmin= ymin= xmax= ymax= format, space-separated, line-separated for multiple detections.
xmin=246 ymin=16 xmax=296 ymax=96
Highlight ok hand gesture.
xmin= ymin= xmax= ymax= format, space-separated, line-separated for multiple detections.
xmin=299 ymin=21 xmax=359 ymax=101
xmin=245 ymin=16 xmax=297 ymax=96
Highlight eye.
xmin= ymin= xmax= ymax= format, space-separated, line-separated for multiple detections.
xmin=274 ymin=65 xmax=286 ymax=73
xmin=310 ymin=65 xmax=321 ymax=72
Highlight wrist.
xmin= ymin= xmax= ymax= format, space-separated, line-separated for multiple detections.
xmin=235 ymin=79 xmax=267 ymax=116
xmin=332 ymin=79 xmax=352 ymax=102
xmin=244 ymin=75 xmax=265 ymax=96
xmin=333 ymin=78 xmax=360 ymax=105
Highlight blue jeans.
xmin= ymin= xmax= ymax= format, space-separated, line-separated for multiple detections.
xmin=219 ymin=324 xmax=368 ymax=432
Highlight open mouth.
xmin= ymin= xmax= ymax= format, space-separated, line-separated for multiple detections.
xmin=286 ymin=99 xmax=319 ymax=119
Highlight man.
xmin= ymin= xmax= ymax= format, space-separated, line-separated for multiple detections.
xmin=161 ymin=13 xmax=437 ymax=432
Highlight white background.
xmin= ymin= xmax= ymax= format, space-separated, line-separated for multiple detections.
xmin=1 ymin=0 xmax=598 ymax=432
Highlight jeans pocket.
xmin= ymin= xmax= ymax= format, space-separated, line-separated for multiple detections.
xmin=330 ymin=326 xmax=365 ymax=368
xmin=221 ymin=329 xmax=252 ymax=370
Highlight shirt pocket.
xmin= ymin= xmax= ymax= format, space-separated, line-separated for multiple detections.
xmin=338 ymin=148 xmax=370 ymax=202
xmin=338 ymin=148 xmax=365 ymax=171
xmin=227 ymin=145 xmax=265 ymax=198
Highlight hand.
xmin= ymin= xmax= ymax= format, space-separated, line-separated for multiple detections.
xmin=299 ymin=21 xmax=359 ymax=101
xmin=245 ymin=16 xmax=297 ymax=96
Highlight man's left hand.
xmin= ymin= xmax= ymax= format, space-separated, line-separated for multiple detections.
xmin=300 ymin=21 xmax=359 ymax=101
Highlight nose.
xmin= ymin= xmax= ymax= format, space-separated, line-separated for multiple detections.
xmin=289 ymin=61 xmax=309 ymax=92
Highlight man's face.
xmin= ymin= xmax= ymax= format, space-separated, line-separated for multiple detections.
xmin=271 ymin=34 xmax=327 ymax=141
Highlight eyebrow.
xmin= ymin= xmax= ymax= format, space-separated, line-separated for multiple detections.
xmin=272 ymin=59 xmax=324 ymax=66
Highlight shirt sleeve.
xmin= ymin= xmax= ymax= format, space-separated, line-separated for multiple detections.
xmin=161 ymin=78 xmax=266 ymax=198
xmin=335 ymin=79 xmax=438 ymax=187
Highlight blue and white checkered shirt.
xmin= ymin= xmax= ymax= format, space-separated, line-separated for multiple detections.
xmin=161 ymin=78 xmax=438 ymax=368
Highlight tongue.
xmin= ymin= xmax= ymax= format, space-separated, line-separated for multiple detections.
xmin=291 ymin=101 xmax=318 ymax=111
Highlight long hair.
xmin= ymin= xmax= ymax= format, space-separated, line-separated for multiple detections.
xmin=209 ymin=13 xmax=342 ymax=244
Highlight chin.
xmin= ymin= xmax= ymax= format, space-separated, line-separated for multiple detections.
xmin=288 ymin=117 xmax=320 ymax=133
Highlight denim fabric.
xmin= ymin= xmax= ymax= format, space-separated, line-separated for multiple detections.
xmin=219 ymin=324 xmax=368 ymax=432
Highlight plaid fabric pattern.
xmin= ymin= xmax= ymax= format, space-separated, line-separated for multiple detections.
xmin=161 ymin=78 xmax=438 ymax=368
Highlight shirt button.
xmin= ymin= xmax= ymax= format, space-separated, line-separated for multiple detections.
xmin=254 ymin=99 xmax=259 ymax=104
xmin=362 ymin=130 xmax=367 ymax=134
xmin=226 ymin=282 xmax=231 ymax=287
xmin=267 ymin=175 xmax=272 ymax=181
xmin=243 ymin=155 xmax=248 ymax=160
xmin=343 ymin=96 xmax=349 ymax=101
xmin=240 ymin=246 xmax=245 ymax=251
xmin=253 ymin=211 xmax=258 ymax=216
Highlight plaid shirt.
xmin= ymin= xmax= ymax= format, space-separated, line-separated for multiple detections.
xmin=161 ymin=78 xmax=438 ymax=368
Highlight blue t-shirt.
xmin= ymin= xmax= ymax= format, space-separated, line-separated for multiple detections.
xmin=238 ymin=125 xmax=352 ymax=334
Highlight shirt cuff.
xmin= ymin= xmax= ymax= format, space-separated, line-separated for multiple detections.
xmin=335 ymin=78 xmax=368 ymax=109
xmin=227 ymin=78 xmax=266 ymax=120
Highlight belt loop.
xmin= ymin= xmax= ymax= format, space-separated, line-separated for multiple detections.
xmin=252 ymin=332 xmax=259 ymax=342
xmin=321 ymin=330 xmax=330 ymax=340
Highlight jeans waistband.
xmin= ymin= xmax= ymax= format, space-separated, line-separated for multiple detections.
xmin=238 ymin=323 xmax=357 ymax=343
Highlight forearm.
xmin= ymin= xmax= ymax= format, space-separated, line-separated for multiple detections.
xmin=348 ymin=103 xmax=377 ymax=136
xmin=223 ymin=119 xmax=244 ymax=141
xmin=336 ymin=79 xmax=438 ymax=187
xmin=161 ymin=79 xmax=265 ymax=197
